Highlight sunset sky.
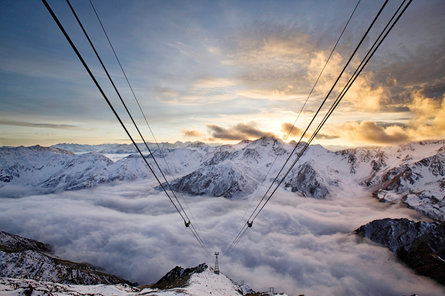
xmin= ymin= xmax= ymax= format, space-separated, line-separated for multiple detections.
xmin=1 ymin=0 xmax=444 ymax=147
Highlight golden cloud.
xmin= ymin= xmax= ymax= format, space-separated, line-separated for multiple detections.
xmin=181 ymin=129 xmax=204 ymax=137
xmin=281 ymin=122 xmax=303 ymax=138
xmin=327 ymin=121 xmax=410 ymax=145
xmin=282 ymin=122 xmax=338 ymax=142
xmin=407 ymin=93 xmax=445 ymax=138
xmin=343 ymin=74 xmax=387 ymax=112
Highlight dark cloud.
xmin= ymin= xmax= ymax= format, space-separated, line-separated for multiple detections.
xmin=369 ymin=36 xmax=445 ymax=108
xmin=281 ymin=122 xmax=302 ymax=137
xmin=207 ymin=122 xmax=275 ymax=141
xmin=420 ymin=80 xmax=445 ymax=100
xmin=376 ymin=122 xmax=407 ymax=129
xmin=316 ymin=133 xmax=339 ymax=140
xmin=0 ymin=119 xmax=81 ymax=130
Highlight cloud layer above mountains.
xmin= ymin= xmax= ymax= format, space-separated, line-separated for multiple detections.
xmin=1 ymin=180 xmax=444 ymax=296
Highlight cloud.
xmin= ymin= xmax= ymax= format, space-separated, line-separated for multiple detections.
xmin=327 ymin=121 xmax=410 ymax=145
xmin=281 ymin=122 xmax=338 ymax=141
xmin=223 ymin=22 xmax=315 ymax=91
xmin=0 ymin=119 xmax=82 ymax=130
xmin=207 ymin=122 xmax=275 ymax=141
xmin=342 ymin=74 xmax=388 ymax=112
xmin=316 ymin=93 xmax=445 ymax=145
xmin=1 ymin=180 xmax=444 ymax=295
xmin=181 ymin=129 xmax=204 ymax=137
xmin=192 ymin=77 xmax=237 ymax=89
xmin=281 ymin=122 xmax=303 ymax=138
xmin=407 ymin=93 xmax=445 ymax=138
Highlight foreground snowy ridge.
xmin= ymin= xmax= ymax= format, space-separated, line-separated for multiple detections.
xmin=0 ymin=231 xmax=288 ymax=295
xmin=0 ymin=231 xmax=131 ymax=285
xmin=1 ymin=138 xmax=444 ymax=220
xmin=0 ymin=267 xmax=282 ymax=296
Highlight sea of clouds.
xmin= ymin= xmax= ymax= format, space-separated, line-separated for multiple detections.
xmin=1 ymin=179 xmax=444 ymax=296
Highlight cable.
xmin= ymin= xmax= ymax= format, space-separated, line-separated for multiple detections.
xmin=87 ymin=0 xmax=159 ymax=149
xmin=88 ymin=0 xmax=203 ymax=238
xmin=68 ymin=0 xmax=210 ymax=256
xmin=43 ymin=0 xmax=209 ymax=256
xmin=226 ymin=0 xmax=415 ymax=254
xmin=66 ymin=0 xmax=210 ymax=256
xmin=285 ymin=0 xmax=361 ymax=141
xmin=248 ymin=0 xmax=388 ymax=229
xmin=250 ymin=0 xmax=412 ymax=226
xmin=65 ymin=0 xmax=194 ymax=225
xmin=236 ymin=0 xmax=362 ymax=237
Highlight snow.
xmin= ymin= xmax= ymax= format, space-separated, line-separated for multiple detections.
xmin=0 ymin=277 xmax=136 ymax=296
xmin=0 ymin=267 xmax=284 ymax=296
xmin=1 ymin=138 xmax=444 ymax=220
xmin=185 ymin=268 xmax=241 ymax=296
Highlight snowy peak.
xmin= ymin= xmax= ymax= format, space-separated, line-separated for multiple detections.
xmin=152 ymin=263 xmax=208 ymax=290
xmin=0 ymin=231 xmax=51 ymax=253
xmin=149 ymin=263 xmax=261 ymax=296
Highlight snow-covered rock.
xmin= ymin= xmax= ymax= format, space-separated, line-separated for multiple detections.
xmin=0 ymin=231 xmax=131 ymax=285
xmin=164 ymin=137 xmax=334 ymax=199
xmin=284 ymin=162 xmax=329 ymax=198
xmin=0 ymin=277 xmax=137 ymax=296
xmin=355 ymin=218 xmax=445 ymax=285
xmin=0 ymin=262 xmax=288 ymax=296
xmin=150 ymin=263 xmax=287 ymax=296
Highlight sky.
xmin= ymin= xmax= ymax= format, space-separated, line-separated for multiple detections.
xmin=1 ymin=0 xmax=445 ymax=147
xmin=1 ymin=180 xmax=444 ymax=295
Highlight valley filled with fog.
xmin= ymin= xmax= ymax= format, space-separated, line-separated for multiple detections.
xmin=1 ymin=178 xmax=444 ymax=295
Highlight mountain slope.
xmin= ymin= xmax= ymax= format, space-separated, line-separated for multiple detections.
xmin=166 ymin=137 xmax=334 ymax=199
xmin=355 ymin=218 xmax=445 ymax=285
xmin=0 ymin=258 xmax=282 ymax=296
xmin=0 ymin=145 xmax=211 ymax=198
xmin=0 ymin=230 xmax=284 ymax=295
xmin=0 ymin=231 xmax=131 ymax=285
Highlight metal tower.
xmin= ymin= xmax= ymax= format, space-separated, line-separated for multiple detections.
xmin=214 ymin=251 xmax=220 ymax=274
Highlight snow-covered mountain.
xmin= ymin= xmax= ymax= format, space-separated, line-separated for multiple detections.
xmin=338 ymin=141 xmax=445 ymax=221
xmin=0 ymin=265 xmax=280 ymax=296
xmin=355 ymin=218 xmax=445 ymax=285
xmin=0 ymin=231 xmax=286 ymax=295
xmin=0 ymin=145 xmax=210 ymax=197
xmin=166 ymin=137 xmax=334 ymax=199
xmin=1 ymin=138 xmax=444 ymax=221
xmin=51 ymin=141 xmax=211 ymax=154
xmin=0 ymin=231 xmax=131 ymax=285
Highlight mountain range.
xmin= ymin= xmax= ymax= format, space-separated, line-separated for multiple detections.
xmin=1 ymin=137 xmax=443 ymax=221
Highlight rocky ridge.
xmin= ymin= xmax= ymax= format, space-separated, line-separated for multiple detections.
xmin=0 ymin=231 xmax=131 ymax=285
xmin=0 ymin=230 xmax=285 ymax=295
xmin=355 ymin=218 xmax=445 ymax=285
